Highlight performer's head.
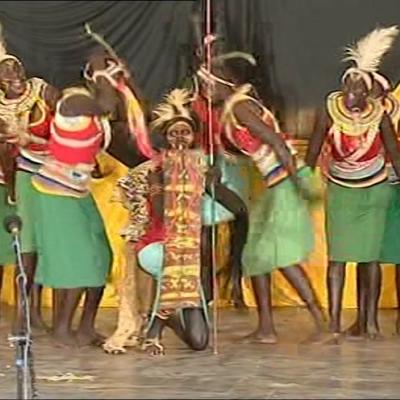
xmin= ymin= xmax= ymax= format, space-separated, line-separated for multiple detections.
xmin=341 ymin=25 xmax=398 ymax=111
xmin=195 ymin=52 xmax=257 ymax=105
xmin=0 ymin=22 xmax=27 ymax=98
xmin=150 ymin=88 xmax=199 ymax=150
xmin=82 ymin=47 xmax=127 ymax=114
xmin=0 ymin=56 xmax=26 ymax=98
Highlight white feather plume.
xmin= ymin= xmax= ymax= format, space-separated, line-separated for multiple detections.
xmin=151 ymin=89 xmax=194 ymax=131
xmin=343 ymin=25 xmax=399 ymax=73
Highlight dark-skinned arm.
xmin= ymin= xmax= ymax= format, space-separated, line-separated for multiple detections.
xmin=107 ymin=121 xmax=148 ymax=168
xmin=148 ymin=169 xmax=164 ymax=221
xmin=305 ymin=108 xmax=329 ymax=169
xmin=59 ymin=94 xmax=104 ymax=117
xmin=42 ymin=84 xmax=61 ymax=112
xmin=232 ymin=101 xmax=297 ymax=176
xmin=380 ymin=112 xmax=400 ymax=179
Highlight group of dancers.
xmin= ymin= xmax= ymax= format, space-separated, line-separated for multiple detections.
xmin=0 ymin=21 xmax=400 ymax=355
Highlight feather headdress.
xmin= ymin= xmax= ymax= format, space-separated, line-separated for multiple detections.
xmin=342 ymin=25 xmax=399 ymax=90
xmin=150 ymin=88 xmax=196 ymax=132
xmin=196 ymin=51 xmax=257 ymax=89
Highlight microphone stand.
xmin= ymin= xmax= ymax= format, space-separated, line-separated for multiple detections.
xmin=8 ymin=229 xmax=37 ymax=399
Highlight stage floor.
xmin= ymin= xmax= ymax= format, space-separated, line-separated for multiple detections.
xmin=0 ymin=306 xmax=399 ymax=399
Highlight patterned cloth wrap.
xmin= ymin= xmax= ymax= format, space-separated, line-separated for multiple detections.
xmin=157 ymin=149 xmax=206 ymax=312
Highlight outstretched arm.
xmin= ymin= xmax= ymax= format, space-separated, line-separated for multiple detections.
xmin=380 ymin=112 xmax=400 ymax=178
xmin=305 ymin=108 xmax=329 ymax=169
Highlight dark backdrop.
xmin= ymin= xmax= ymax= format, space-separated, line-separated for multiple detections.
xmin=1 ymin=0 xmax=400 ymax=133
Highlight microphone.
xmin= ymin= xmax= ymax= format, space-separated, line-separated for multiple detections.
xmin=4 ymin=214 xmax=22 ymax=235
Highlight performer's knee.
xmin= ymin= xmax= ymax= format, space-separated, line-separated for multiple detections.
xmin=183 ymin=308 xmax=209 ymax=351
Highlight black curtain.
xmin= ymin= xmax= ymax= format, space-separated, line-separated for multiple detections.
xmin=0 ymin=1 xmax=197 ymax=103
xmin=1 ymin=0 xmax=400 ymax=126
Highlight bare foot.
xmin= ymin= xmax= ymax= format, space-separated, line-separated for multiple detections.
xmin=30 ymin=312 xmax=50 ymax=333
xmin=366 ymin=324 xmax=384 ymax=341
xmin=344 ymin=321 xmax=366 ymax=340
xmin=239 ymin=330 xmax=278 ymax=344
xmin=76 ymin=329 xmax=105 ymax=347
xmin=52 ymin=330 xmax=78 ymax=349
xmin=141 ymin=339 xmax=165 ymax=356
xmin=301 ymin=330 xmax=333 ymax=345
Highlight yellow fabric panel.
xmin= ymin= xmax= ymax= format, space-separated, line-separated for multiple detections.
xmin=0 ymin=154 xmax=397 ymax=309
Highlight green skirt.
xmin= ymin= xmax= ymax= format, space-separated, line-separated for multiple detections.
xmin=0 ymin=185 xmax=15 ymax=265
xmin=326 ymin=180 xmax=391 ymax=263
xmin=34 ymin=190 xmax=112 ymax=289
xmin=16 ymin=171 xmax=36 ymax=253
xmin=242 ymin=167 xmax=315 ymax=276
xmin=380 ymin=184 xmax=400 ymax=263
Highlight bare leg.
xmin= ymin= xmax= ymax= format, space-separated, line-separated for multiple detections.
xmin=142 ymin=317 xmax=166 ymax=356
xmin=201 ymin=226 xmax=213 ymax=304
xmin=396 ymin=264 xmax=400 ymax=335
xmin=327 ymin=261 xmax=346 ymax=334
xmin=76 ymin=286 xmax=105 ymax=347
xmin=52 ymin=288 xmax=84 ymax=347
xmin=30 ymin=284 xmax=49 ymax=331
xmin=213 ymin=184 xmax=248 ymax=309
xmin=52 ymin=288 xmax=66 ymax=332
xmin=365 ymin=262 xmax=382 ymax=339
xmin=280 ymin=265 xmax=326 ymax=333
xmin=345 ymin=263 xmax=367 ymax=338
xmin=229 ymin=217 xmax=247 ymax=309
xmin=241 ymin=274 xmax=277 ymax=344
xmin=166 ymin=308 xmax=209 ymax=351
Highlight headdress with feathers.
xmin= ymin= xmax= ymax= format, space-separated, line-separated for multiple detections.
xmin=195 ymin=35 xmax=257 ymax=90
xmin=150 ymin=88 xmax=197 ymax=133
xmin=0 ymin=22 xmax=22 ymax=65
xmin=342 ymin=25 xmax=399 ymax=91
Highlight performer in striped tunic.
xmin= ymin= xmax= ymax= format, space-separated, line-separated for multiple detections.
xmin=306 ymin=26 xmax=400 ymax=339
xmin=196 ymin=56 xmax=326 ymax=344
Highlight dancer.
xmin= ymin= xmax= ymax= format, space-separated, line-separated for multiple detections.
xmin=195 ymin=55 xmax=326 ymax=344
xmin=191 ymin=83 xmax=251 ymax=308
xmin=31 ymin=40 xmax=151 ymax=346
xmin=306 ymin=26 xmax=400 ymax=340
xmin=0 ymin=25 xmax=59 ymax=331
xmin=136 ymin=89 xmax=246 ymax=354
xmin=350 ymin=83 xmax=400 ymax=337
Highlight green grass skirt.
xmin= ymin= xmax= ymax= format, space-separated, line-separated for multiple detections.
xmin=326 ymin=180 xmax=390 ymax=262
xmin=380 ymin=184 xmax=400 ymax=264
xmin=34 ymin=190 xmax=112 ymax=288
xmin=242 ymin=167 xmax=315 ymax=276
xmin=16 ymin=171 xmax=37 ymax=253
